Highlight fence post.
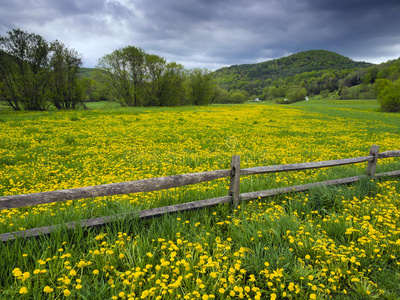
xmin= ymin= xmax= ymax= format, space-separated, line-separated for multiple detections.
xmin=366 ymin=145 xmax=379 ymax=178
xmin=229 ymin=155 xmax=241 ymax=209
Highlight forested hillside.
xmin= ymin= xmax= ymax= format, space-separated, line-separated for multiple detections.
xmin=213 ymin=50 xmax=373 ymax=95
xmin=212 ymin=50 xmax=400 ymax=108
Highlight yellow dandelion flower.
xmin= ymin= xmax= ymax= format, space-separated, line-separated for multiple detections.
xmin=43 ymin=286 xmax=53 ymax=293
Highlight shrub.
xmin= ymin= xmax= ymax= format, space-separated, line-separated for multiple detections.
xmin=229 ymin=92 xmax=247 ymax=103
xmin=274 ymin=98 xmax=290 ymax=104
xmin=378 ymin=79 xmax=400 ymax=112
xmin=285 ymin=85 xmax=307 ymax=103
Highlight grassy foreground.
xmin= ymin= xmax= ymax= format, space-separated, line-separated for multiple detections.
xmin=1 ymin=100 xmax=400 ymax=299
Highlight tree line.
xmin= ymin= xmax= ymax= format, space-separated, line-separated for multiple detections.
xmin=260 ymin=60 xmax=400 ymax=110
xmin=95 ymin=46 xmax=211 ymax=106
xmin=0 ymin=29 xmax=248 ymax=111
xmin=87 ymin=46 xmax=248 ymax=107
xmin=0 ymin=29 xmax=84 ymax=110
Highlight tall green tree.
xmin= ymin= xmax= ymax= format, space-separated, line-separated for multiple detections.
xmin=143 ymin=54 xmax=166 ymax=106
xmin=158 ymin=62 xmax=187 ymax=106
xmin=209 ymin=85 xmax=230 ymax=104
xmin=49 ymin=40 xmax=83 ymax=109
xmin=97 ymin=49 xmax=135 ymax=106
xmin=187 ymin=68 xmax=214 ymax=105
xmin=0 ymin=29 xmax=50 ymax=110
xmin=97 ymin=46 xmax=146 ymax=107
xmin=123 ymin=46 xmax=146 ymax=106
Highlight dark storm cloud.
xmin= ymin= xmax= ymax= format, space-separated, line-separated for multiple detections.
xmin=300 ymin=0 xmax=400 ymax=60
xmin=1 ymin=0 xmax=400 ymax=69
xmin=135 ymin=0 xmax=309 ymax=65
xmin=0 ymin=0 xmax=105 ymax=28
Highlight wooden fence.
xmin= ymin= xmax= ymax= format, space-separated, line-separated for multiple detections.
xmin=1 ymin=145 xmax=400 ymax=242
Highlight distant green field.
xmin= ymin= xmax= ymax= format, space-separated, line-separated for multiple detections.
xmin=85 ymin=101 xmax=122 ymax=109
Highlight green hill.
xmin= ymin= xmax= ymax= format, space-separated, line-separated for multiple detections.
xmin=77 ymin=67 xmax=97 ymax=78
xmin=213 ymin=50 xmax=373 ymax=93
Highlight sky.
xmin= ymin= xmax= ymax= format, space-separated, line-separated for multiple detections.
xmin=1 ymin=0 xmax=400 ymax=70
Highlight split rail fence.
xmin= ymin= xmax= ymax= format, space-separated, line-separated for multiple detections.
xmin=1 ymin=145 xmax=400 ymax=242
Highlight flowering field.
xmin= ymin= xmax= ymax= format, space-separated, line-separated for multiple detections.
xmin=1 ymin=100 xmax=400 ymax=299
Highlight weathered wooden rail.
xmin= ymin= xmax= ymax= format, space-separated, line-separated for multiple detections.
xmin=1 ymin=145 xmax=400 ymax=242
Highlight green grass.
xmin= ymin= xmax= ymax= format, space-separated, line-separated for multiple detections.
xmin=84 ymin=101 xmax=122 ymax=110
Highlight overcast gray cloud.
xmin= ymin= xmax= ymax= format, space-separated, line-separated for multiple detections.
xmin=1 ymin=0 xmax=400 ymax=70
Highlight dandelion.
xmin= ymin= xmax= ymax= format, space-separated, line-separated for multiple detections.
xmin=19 ymin=287 xmax=28 ymax=294
xmin=43 ymin=286 xmax=54 ymax=293
xmin=77 ymin=260 xmax=88 ymax=268
xmin=21 ymin=272 xmax=30 ymax=279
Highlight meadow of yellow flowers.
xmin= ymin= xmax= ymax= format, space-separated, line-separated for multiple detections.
xmin=0 ymin=100 xmax=400 ymax=299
